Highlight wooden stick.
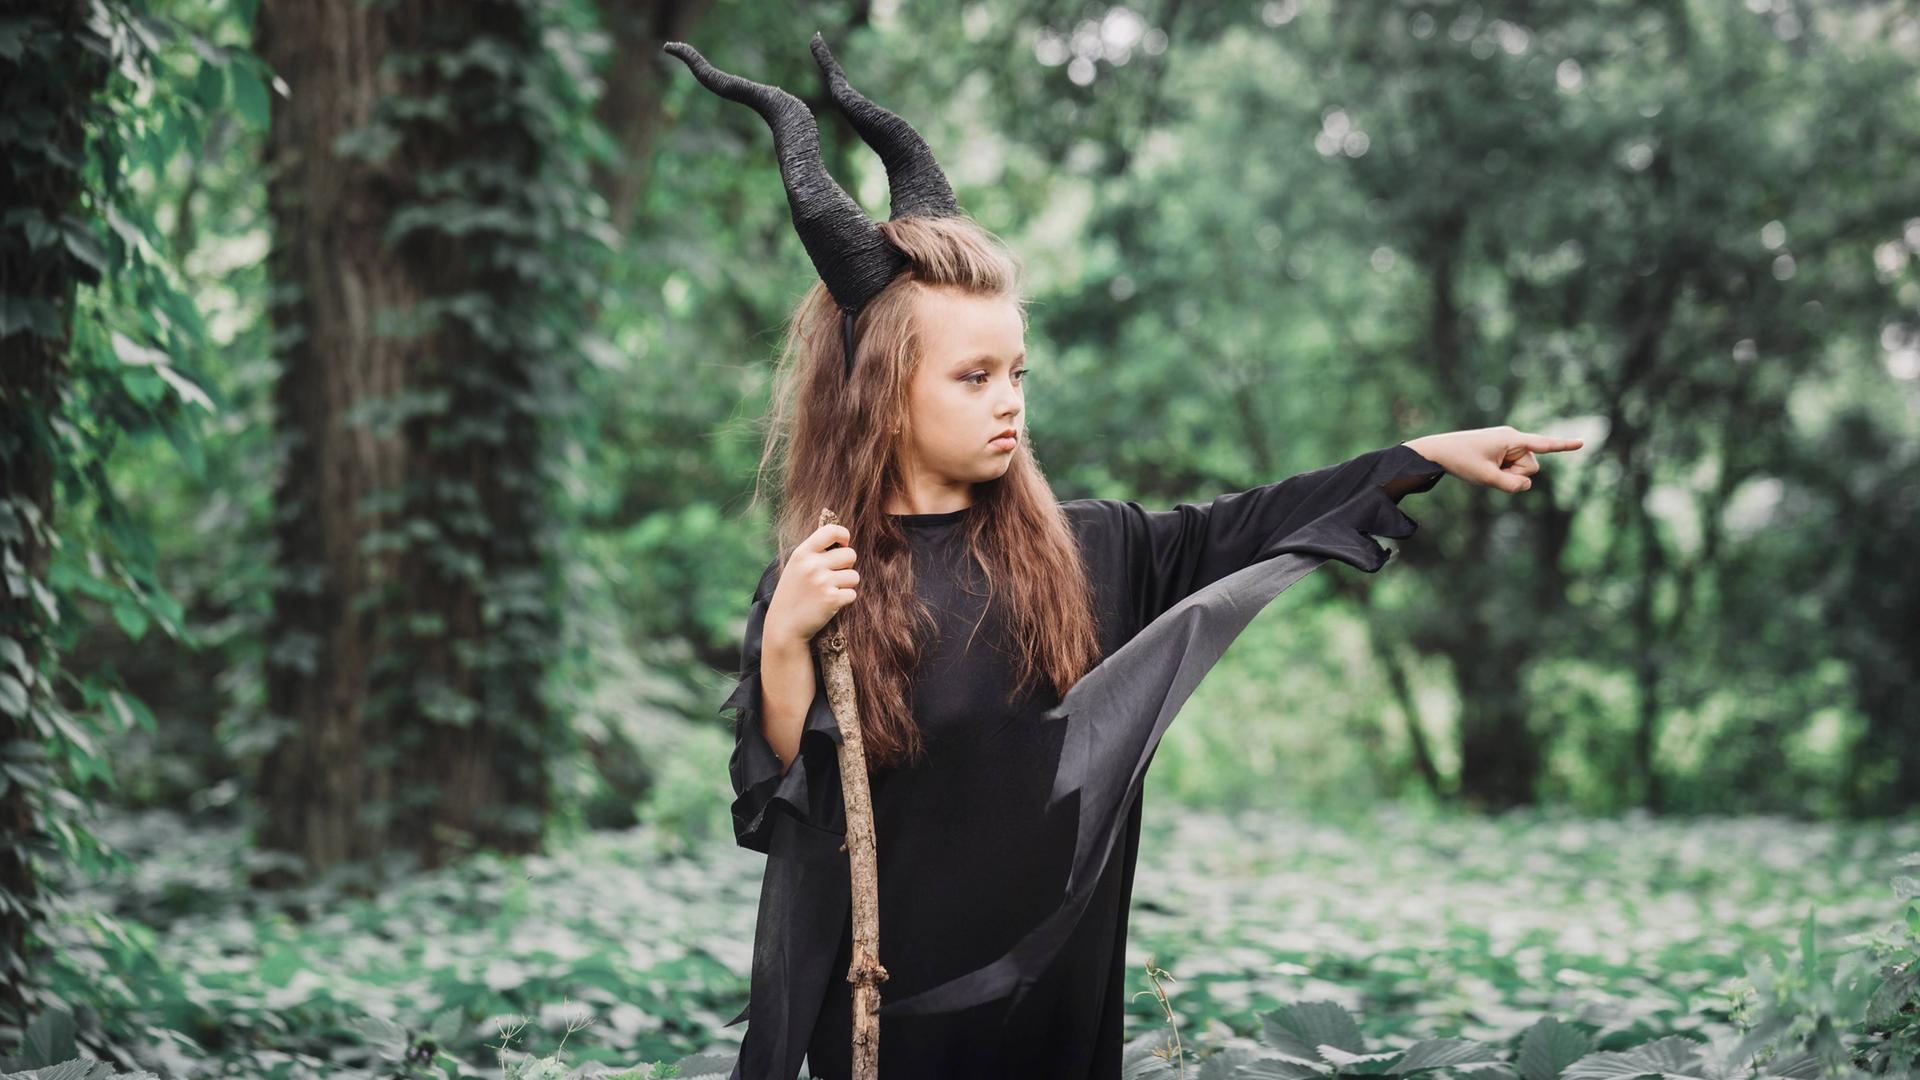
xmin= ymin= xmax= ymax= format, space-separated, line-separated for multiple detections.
xmin=813 ymin=507 xmax=888 ymax=1078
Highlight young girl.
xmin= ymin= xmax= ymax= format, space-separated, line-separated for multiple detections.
xmin=665 ymin=35 xmax=1581 ymax=1080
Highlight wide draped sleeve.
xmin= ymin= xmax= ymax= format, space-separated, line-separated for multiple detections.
xmin=876 ymin=441 xmax=1446 ymax=1022
xmin=1115 ymin=441 xmax=1446 ymax=625
xmin=721 ymin=558 xmax=849 ymax=854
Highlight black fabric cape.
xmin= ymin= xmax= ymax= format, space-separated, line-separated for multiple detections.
xmin=718 ymin=443 xmax=1445 ymax=1080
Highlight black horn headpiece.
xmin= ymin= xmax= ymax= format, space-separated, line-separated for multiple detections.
xmin=662 ymin=35 xmax=963 ymax=378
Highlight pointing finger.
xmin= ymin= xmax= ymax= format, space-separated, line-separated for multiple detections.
xmin=1519 ymin=432 xmax=1584 ymax=453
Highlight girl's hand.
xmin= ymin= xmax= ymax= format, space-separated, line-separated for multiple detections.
xmin=1402 ymin=425 xmax=1584 ymax=494
xmin=766 ymin=521 xmax=860 ymax=645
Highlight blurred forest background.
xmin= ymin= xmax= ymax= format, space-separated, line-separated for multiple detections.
xmin=4 ymin=0 xmax=1918 ymax=1076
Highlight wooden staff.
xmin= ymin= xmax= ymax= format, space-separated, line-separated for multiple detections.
xmin=813 ymin=507 xmax=888 ymax=1078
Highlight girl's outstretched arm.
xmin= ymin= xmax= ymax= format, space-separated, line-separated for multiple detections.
xmin=1095 ymin=441 xmax=1447 ymax=625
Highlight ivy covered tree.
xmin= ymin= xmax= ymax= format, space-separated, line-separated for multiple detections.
xmin=1 ymin=0 xmax=214 ymax=1041
xmin=0 ymin=0 xmax=107 ymax=1031
xmin=252 ymin=0 xmax=595 ymax=882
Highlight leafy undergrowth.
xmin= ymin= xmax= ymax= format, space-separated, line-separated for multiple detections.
xmin=26 ymin=806 xmax=1919 ymax=1078
xmin=1124 ymin=810 xmax=1918 ymax=1045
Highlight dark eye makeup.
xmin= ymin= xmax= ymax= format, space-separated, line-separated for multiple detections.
xmin=964 ymin=367 xmax=1030 ymax=386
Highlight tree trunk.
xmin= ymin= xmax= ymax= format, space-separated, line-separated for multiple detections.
xmin=1452 ymin=655 xmax=1540 ymax=811
xmin=253 ymin=0 xmax=412 ymax=881
xmin=590 ymin=0 xmax=714 ymax=231
xmin=1853 ymin=680 xmax=1920 ymax=815
xmin=1412 ymin=213 xmax=1544 ymax=810
xmin=254 ymin=0 xmax=564 ymax=883
xmin=1630 ymin=479 xmax=1666 ymax=812
xmin=1377 ymin=643 xmax=1445 ymax=800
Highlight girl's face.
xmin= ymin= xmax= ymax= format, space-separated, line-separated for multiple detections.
xmin=893 ymin=286 xmax=1028 ymax=509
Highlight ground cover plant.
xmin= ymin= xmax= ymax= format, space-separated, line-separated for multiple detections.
xmin=20 ymin=806 xmax=1918 ymax=1078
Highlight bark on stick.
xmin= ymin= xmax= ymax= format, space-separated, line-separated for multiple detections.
xmin=813 ymin=507 xmax=888 ymax=1078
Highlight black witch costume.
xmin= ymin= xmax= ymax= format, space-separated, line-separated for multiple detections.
xmin=664 ymin=34 xmax=1447 ymax=1080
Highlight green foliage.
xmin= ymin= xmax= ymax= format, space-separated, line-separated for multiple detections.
xmin=1126 ymin=851 xmax=1920 ymax=1079
xmin=10 ymin=0 xmax=1918 ymax=1062
xmin=630 ymin=723 xmax=733 ymax=858
xmin=1123 ymin=850 xmax=1920 ymax=1080
xmin=1117 ymin=808 xmax=1918 ymax=1049
xmin=1719 ymin=855 xmax=1920 ymax=1076
xmin=40 ymin=809 xmax=753 ymax=1073
xmin=30 ymin=803 xmax=1916 ymax=1076
xmin=1003 ymin=0 xmax=1920 ymax=813
xmin=2 ymin=0 xmax=230 ymax=1045
xmin=24 ymin=831 xmax=1916 ymax=1078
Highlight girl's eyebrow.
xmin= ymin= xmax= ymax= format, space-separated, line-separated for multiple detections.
xmin=957 ymin=350 xmax=1029 ymax=366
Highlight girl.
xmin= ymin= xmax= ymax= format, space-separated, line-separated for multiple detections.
xmin=665 ymin=35 xmax=1581 ymax=1080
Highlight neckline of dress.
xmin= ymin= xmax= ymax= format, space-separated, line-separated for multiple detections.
xmin=889 ymin=506 xmax=971 ymax=528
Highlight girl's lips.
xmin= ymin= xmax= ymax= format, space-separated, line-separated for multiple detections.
xmin=989 ymin=435 xmax=1017 ymax=452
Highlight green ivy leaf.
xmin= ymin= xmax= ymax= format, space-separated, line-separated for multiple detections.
xmin=1560 ymin=1036 xmax=1710 ymax=1080
xmin=0 ymin=294 xmax=60 ymax=337
xmin=0 ymin=673 xmax=27 ymax=718
xmin=155 ymin=363 xmax=213 ymax=411
xmin=2 ymin=207 xmax=62 ymax=250
xmin=193 ymin=58 xmax=225 ymax=109
xmin=104 ymin=202 xmax=144 ymax=253
xmin=0 ymin=635 xmax=28 ymax=681
xmin=1236 ymin=1058 xmax=1331 ymax=1080
xmin=104 ymin=689 xmax=151 ymax=734
xmin=1866 ymin=964 xmax=1920 ymax=1027
xmin=110 ymin=597 xmax=149 ymax=641
xmin=230 ymin=59 xmax=269 ymax=131
xmin=109 ymin=328 xmax=168 ymax=367
xmin=1319 ymin=1046 xmax=1403 ymax=1073
xmin=1260 ymin=1001 xmax=1368 ymax=1061
xmin=60 ymin=220 xmax=109 ymax=276
xmin=1517 ymin=1018 xmax=1592 ymax=1080
xmin=138 ymin=114 xmax=176 ymax=175
xmin=20 ymin=1004 xmax=78 ymax=1069
xmin=44 ymin=698 xmax=96 ymax=759
xmin=123 ymin=368 xmax=167 ymax=405
xmin=0 ymin=16 xmax=33 ymax=63
xmin=1387 ymin=1039 xmax=1506 ymax=1076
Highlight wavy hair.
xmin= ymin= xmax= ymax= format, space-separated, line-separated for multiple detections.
xmin=746 ymin=214 xmax=1102 ymax=770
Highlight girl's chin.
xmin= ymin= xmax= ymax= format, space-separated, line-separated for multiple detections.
xmin=929 ymin=452 xmax=1015 ymax=483
xmin=947 ymin=461 xmax=1012 ymax=485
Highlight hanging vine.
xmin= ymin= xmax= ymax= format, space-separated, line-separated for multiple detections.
xmin=0 ymin=0 xmax=221 ymax=1049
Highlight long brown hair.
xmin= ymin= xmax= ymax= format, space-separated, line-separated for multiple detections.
xmin=746 ymin=214 xmax=1102 ymax=770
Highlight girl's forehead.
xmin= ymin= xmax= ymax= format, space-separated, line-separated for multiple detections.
xmin=914 ymin=289 xmax=1026 ymax=356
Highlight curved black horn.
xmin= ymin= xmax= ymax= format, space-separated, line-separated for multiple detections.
xmin=663 ymin=41 xmax=907 ymax=314
xmin=809 ymin=32 xmax=961 ymax=221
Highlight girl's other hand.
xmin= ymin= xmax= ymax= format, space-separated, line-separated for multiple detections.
xmin=766 ymin=521 xmax=860 ymax=644
xmin=1402 ymin=425 xmax=1584 ymax=494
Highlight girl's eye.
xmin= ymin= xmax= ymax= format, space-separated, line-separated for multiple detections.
xmin=964 ymin=368 xmax=1030 ymax=386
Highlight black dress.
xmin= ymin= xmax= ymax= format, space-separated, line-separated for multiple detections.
xmin=721 ymin=443 xmax=1445 ymax=1080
